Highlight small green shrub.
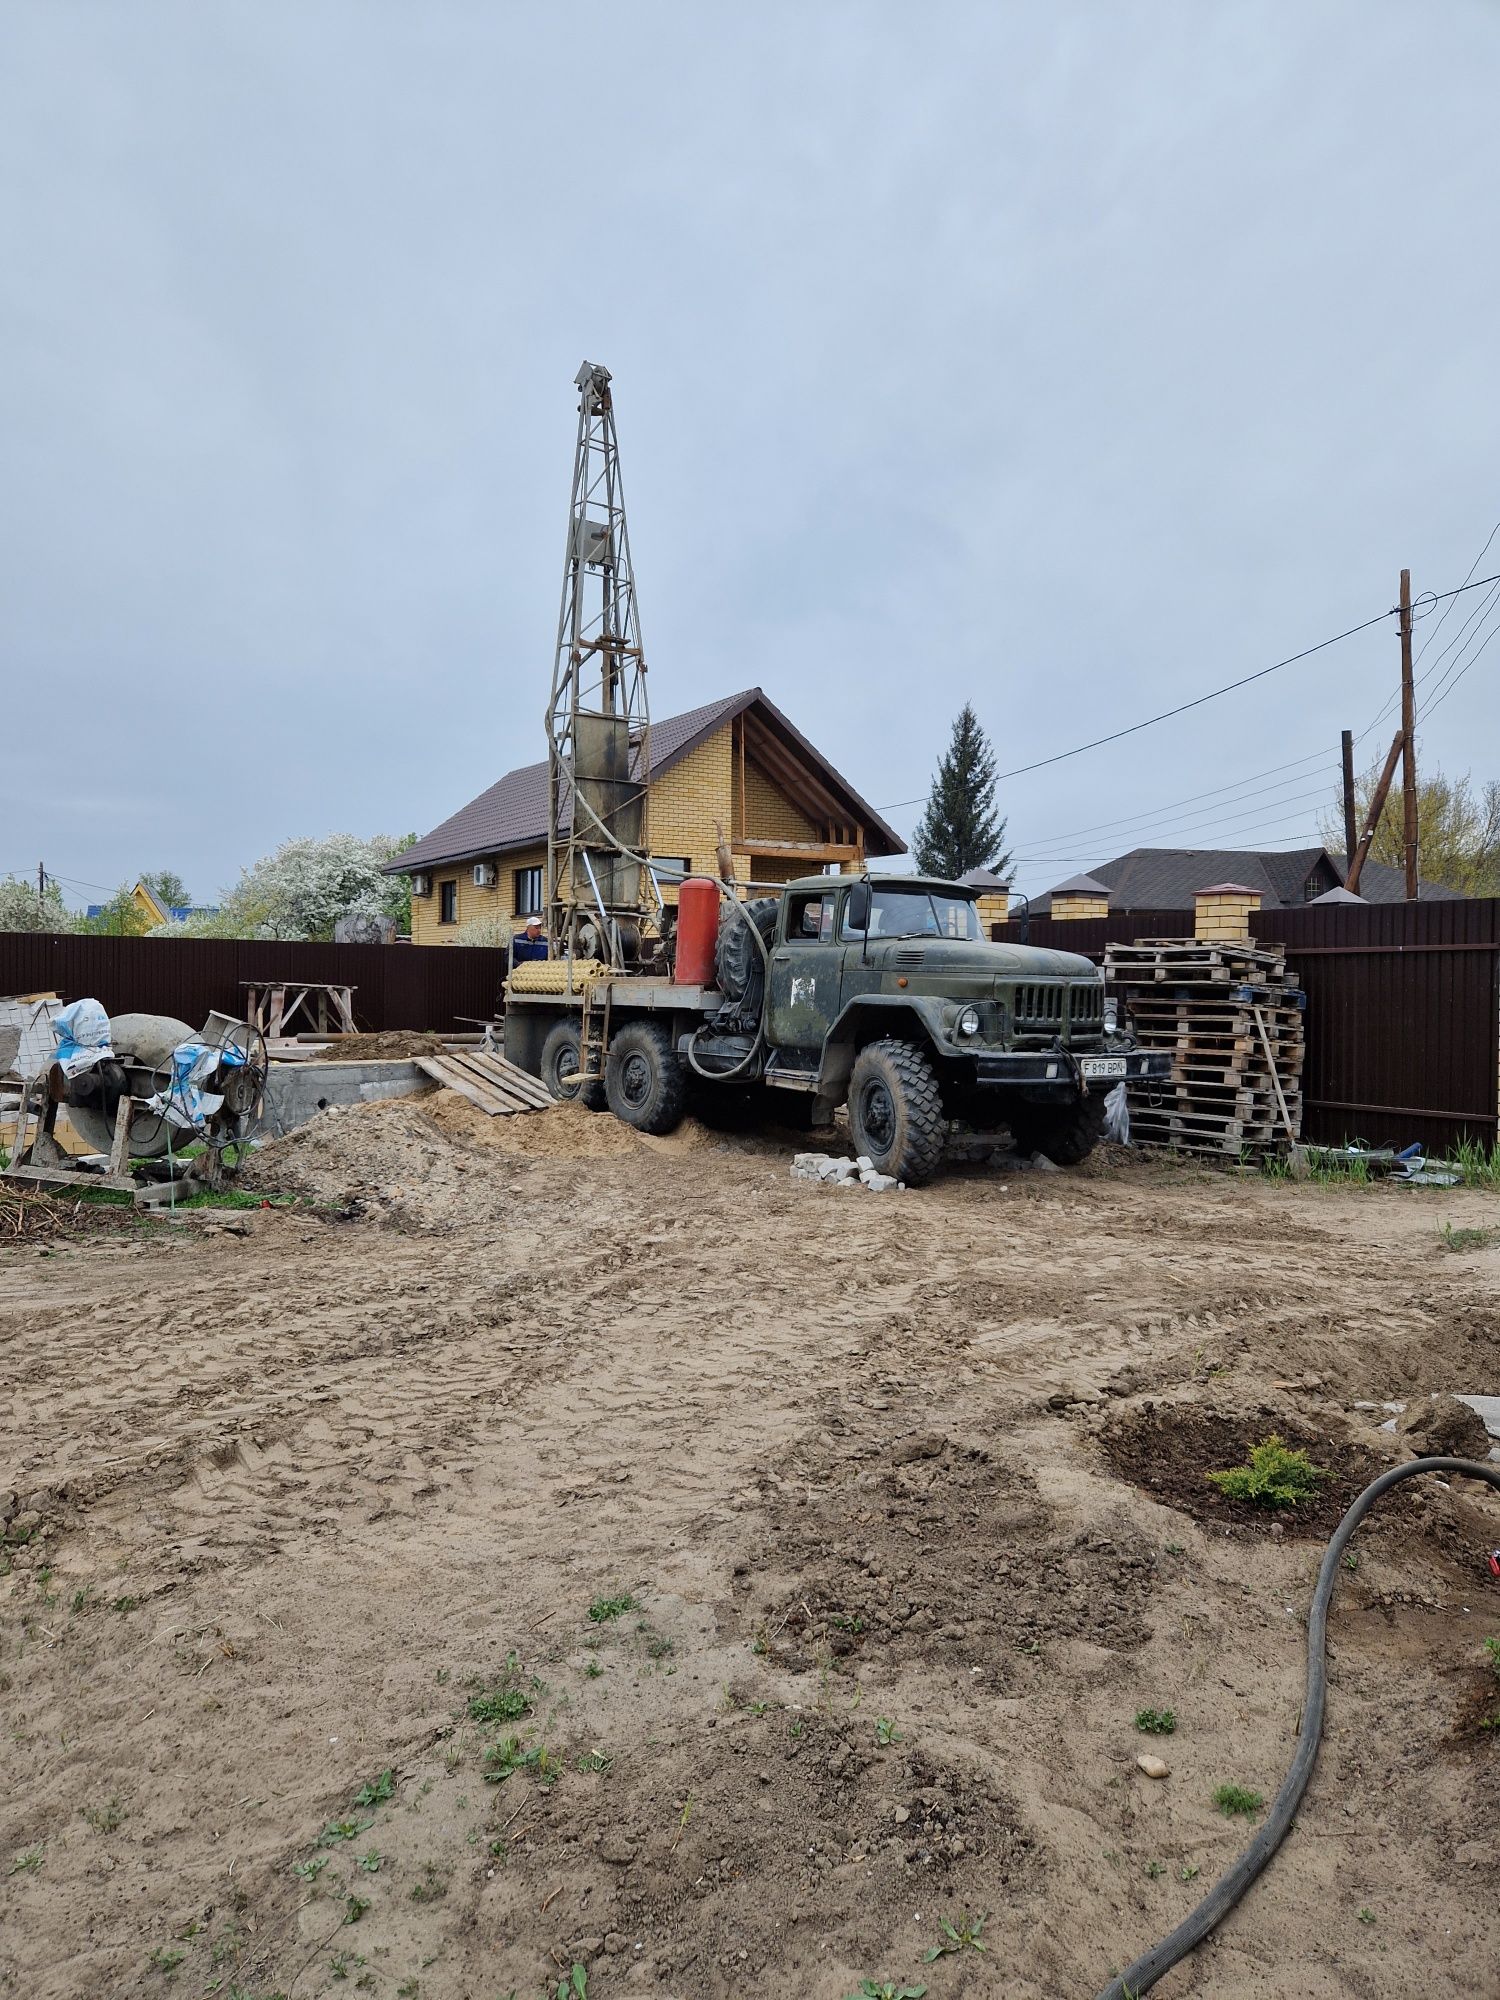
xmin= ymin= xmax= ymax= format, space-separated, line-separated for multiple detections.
xmin=1207 ymin=1435 xmax=1327 ymax=1508
xmin=1212 ymin=1783 xmax=1264 ymax=1817
xmin=1135 ymin=1708 xmax=1176 ymax=1735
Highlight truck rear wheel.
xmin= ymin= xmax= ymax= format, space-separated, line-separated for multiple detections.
xmin=846 ymin=1038 xmax=946 ymax=1185
xmin=1009 ymin=1092 xmax=1106 ymax=1166
xmin=605 ymin=1021 xmax=687 ymax=1135
xmin=540 ymin=1019 xmax=605 ymax=1111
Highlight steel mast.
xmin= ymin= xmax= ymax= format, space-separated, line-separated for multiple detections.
xmin=545 ymin=360 xmax=651 ymax=968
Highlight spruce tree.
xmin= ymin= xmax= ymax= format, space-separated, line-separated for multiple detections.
xmin=911 ymin=704 xmax=1011 ymax=880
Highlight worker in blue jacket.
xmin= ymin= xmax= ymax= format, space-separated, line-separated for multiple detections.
xmin=510 ymin=914 xmax=549 ymax=970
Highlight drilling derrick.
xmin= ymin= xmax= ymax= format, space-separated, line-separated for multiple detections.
xmin=545 ymin=360 xmax=651 ymax=968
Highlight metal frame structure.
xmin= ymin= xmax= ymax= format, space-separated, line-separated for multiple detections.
xmin=545 ymin=360 xmax=652 ymax=968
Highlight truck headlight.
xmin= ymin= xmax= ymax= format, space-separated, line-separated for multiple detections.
xmin=1103 ymin=998 xmax=1119 ymax=1034
xmin=957 ymin=1006 xmax=981 ymax=1036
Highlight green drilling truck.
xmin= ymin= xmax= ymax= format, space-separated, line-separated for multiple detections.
xmin=503 ymin=872 xmax=1168 ymax=1184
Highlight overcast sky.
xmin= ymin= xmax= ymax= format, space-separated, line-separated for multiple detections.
xmin=4 ymin=1 xmax=1499 ymax=908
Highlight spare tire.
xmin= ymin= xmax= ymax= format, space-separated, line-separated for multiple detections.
xmin=714 ymin=897 xmax=779 ymax=1004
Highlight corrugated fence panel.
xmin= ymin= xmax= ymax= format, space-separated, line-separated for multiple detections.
xmin=1256 ymin=899 xmax=1500 ymax=1152
xmin=0 ymin=934 xmax=511 ymax=1036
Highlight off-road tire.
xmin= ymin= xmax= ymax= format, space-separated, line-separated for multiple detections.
xmin=605 ymin=1021 xmax=688 ymax=1136
xmin=714 ymin=897 xmax=779 ymax=1004
xmin=1009 ymin=1091 xmax=1106 ymax=1167
xmin=846 ymin=1037 xmax=946 ymax=1185
xmin=540 ymin=1019 xmax=605 ymax=1111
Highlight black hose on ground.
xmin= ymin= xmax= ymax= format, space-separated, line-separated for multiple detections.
xmin=1095 ymin=1455 xmax=1500 ymax=2000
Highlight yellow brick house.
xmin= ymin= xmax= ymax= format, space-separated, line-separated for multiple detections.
xmin=385 ymin=688 xmax=906 ymax=945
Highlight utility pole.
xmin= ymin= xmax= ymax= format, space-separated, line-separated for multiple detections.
xmin=1340 ymin=729 xmax=1357 ymax=869
xmin=1345 ymin=728 xmax=1404 ymax=897
xmin=1399 ymin=568 xmax=1418 ymax=899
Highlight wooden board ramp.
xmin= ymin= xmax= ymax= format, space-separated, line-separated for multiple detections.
xmin=416 ymin=1049 xmax=554 ymax=1117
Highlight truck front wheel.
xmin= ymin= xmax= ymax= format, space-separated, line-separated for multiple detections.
xmin=605 ymin=1021 xmax=687 ymax=1135
xmin=1008 ymin=1092 xmax=1106 ymax=1166
xmin=540 ymin=1019 xmax=605 ymax=1111
xmin=846 ymin=1039 xmax=946 ymax=1185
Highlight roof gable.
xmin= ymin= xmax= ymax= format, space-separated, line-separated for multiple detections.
xmin=388 ymin=689 xmax=905 ymax=873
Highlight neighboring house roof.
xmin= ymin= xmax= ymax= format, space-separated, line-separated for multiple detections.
xmin=958 ymin=867 xmax=1011 ymax=890
xmin=1030 ymin=846 xmax=1463 ymax=914
xmin=385 ymin=687 xmax=906 ymax=874
xmin=1050 ymin=871 xmax=1111 ymax=897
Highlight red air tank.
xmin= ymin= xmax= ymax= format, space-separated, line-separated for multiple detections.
xmin=675 ymin=877 xmax=720 ymax=987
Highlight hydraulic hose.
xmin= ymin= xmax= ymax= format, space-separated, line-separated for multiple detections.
xmin=1095 ymin=1455 xmax=1500 ymax=1999
xmin=557 ymin=782 xmax=775 ymax=1083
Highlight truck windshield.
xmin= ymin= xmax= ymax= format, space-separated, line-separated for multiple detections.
xmin=852 ymin=889 xmax=982 ymax=940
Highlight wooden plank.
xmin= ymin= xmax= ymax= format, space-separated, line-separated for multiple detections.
xmin=440 ymin=1050 xmax=541 ymax=1112
xmin=415 ymin=1055 xmax=506 ymax=1116
xmin=463 ymin=1052 xmax=553 ymax=1107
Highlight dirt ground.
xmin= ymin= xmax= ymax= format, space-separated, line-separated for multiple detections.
xmin=2 ymin=1093 xmax=1498 ymax=2000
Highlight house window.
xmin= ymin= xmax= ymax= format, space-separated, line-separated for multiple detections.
xmin=514 ymin=866 xmax=544 ymax=916
xmin=439 ymin=879 xmax=457 ymax=925
xmin=651 ymin=858 xmax=693 ymax=897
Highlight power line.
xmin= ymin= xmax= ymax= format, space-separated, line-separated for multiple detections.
xmin=1011 ymin=782 xmax=1336 ymax=866
xmin=880 ymin=604 xmax=1396 ymax=811
xmin=1010 ymin=751 xmax=1337 ymax=852
xmin=1009 ymin=814 xmax=1339 ymax=873
xmin=1421 ymin=617 xmax=1500 ymax=721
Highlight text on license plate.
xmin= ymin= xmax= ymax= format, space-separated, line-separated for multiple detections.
xmin=1080 ymin=1056 xmax=1127 ymax=1080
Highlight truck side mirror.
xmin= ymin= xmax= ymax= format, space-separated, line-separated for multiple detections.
xmin=846 ymin=883 xmax=870 ymax=932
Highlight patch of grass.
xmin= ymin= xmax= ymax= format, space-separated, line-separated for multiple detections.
xmin=583 ymin=1657 xmax=604 ymax=1680
xmin=588 ymin=1593 xmax=636 ymax=1622
xmin=149 ymin=1945 xmax=186 ymax=1975
xmin=8 ymin=1845 xmax=43 ymax=1875
xmin=1448 ymin=1137 xmax=1500 ymax=1190
xmin=351 ymin=1769 xmax=394 ymax=1808
xmin=84 ymin=1797 xmax=126 ymax=1833
xmin=1212 ymin=1783 xmax=1264 ymax=1818
xmin=482 ymin=1735 xmax=561 ymax=1787
xmin=318 ymin=1818 xmax=375 ymax=1846
xmin=1439 ymin=1219 xmax=1499 ymax=1253
xmin=467 ymin=1670 xmax=531 ymax=1725
xmin=847 ymin=1982 xmax=927 ymax=2000
xmin=409 ymin=1861 xmax=448 ymax=1903
xmin=1143 ymin=1860 xmax=1166 ymax=1879
xmin=343 ymin=1894 xmax=371 ymax=1924
xmin=874 ymin=1717 xmax=901 ymax=1747
xmin=1135 ymin=1708 xmax=1176 ymax=1735
xmin=1358 ymin=1906 xmax=1375 ymax=1925
xmin=575 ymin=1750 xmax=612 ymax=1774
xmin=1179 ymin=1862 xmax=1200 ymax=1883
xmin=923 ymin=1910 xmax=988 ymax=1960
xmin=550 ymin=1969 xmax=587 ymax=2000
xmin=357 ymin=1850 xmax=382 ymax=1873
xmin=329 ymin=1952 xmax=367 ymax=1980
xmin=71 ymin=1585 xmax=93 ymax=1614
xmin=1207 ymin=1435 xmax=1327 ymax=1508
xmin=293 ymin=1854 xmax=329 ymax=1880
xmin=111 ymin=1594 xmax=140 ymax=1613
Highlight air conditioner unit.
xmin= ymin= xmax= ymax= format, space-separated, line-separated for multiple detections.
xmin=473 ymin=863 xmax=498 ymax=888
xmin=411 ymin=873 xmax=431 ymax=898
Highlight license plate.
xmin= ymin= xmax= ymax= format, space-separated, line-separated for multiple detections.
xmin=1080 ymin=1056 xmax=1127 ymax=1080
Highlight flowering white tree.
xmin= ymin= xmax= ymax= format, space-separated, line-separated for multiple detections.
xmin=153 ymin=834 xmax=416 ymax=941
xmin=0 ymin=874 xmax=74 ymax=933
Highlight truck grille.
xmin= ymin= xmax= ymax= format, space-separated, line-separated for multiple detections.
xmin=1013 ymin=981 xmax=1104 ymax=1037
xmin=1015 ymin=982 xmax=1063 ymax=1031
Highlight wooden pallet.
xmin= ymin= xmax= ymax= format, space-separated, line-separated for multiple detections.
xmin=415 ymin=1049 xmax=553 ymax=1116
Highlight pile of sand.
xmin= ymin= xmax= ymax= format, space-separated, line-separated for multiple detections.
xmin=303 ymin=1031 xmax=451 ymax=1062
xmin=425 ymin=1089 xmax=642 ymax=1159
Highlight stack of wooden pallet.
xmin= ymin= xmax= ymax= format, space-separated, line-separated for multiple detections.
xmin=1104 ymin=937 xmax=1305 ymax=1160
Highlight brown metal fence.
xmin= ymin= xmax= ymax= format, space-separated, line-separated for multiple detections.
xmin=995 ymin=899 xmax=1500 ymax=1155
xmin=0 ymin=933 xmax=511 ymax=1036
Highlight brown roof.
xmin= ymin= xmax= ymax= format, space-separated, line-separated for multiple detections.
xmin=385 ymin=688 xmax=905 ymax=873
